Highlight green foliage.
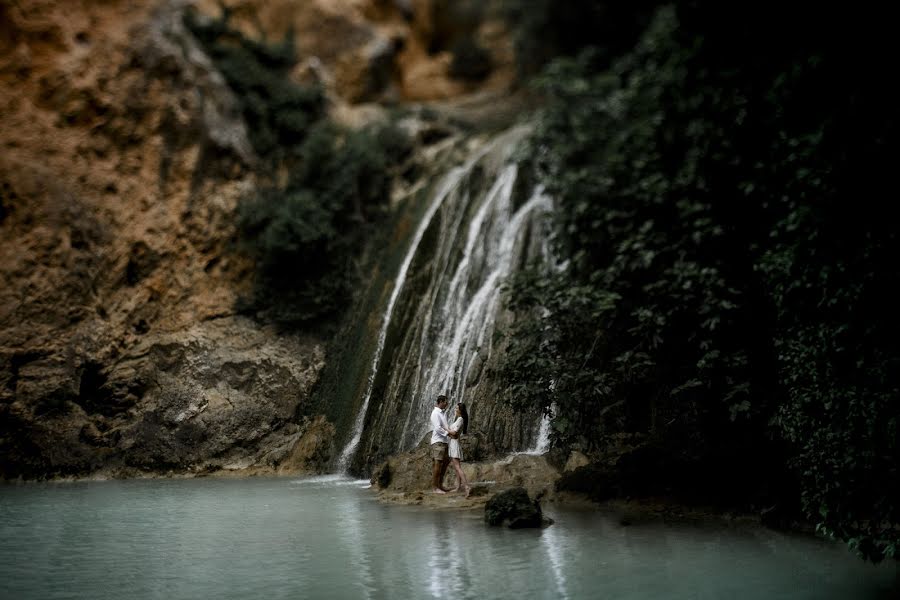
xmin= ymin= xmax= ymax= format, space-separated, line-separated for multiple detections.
xmin=501 ymin=0 xmax=658 ymax=76
xmin=504 ymin=7 xmax=763 ymax=462
xmin=238 ymin=122 xmax=411 ymax=326
xmin=500 ymin=4 xmax=900 ymax=562
xmin=184 ymin=7 xmax=324 ymax=160
xmin=186 ymin=6 xmax=412 ymax=327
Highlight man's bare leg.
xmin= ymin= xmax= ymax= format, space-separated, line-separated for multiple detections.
xmin=432 ymin=460 xmax=446 ymax=493
xmin=438 ymin=457 xmax=450 ymax=491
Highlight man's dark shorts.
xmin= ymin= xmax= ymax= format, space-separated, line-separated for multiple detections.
xmin=431 ymin=442 xmax=448 ymax=462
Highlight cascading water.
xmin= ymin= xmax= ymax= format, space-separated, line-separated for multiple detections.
xmin=335 ymin=148 xmax=491 ymax=473
xmin=397 ymin=186 xmax=552 ymax=449
xmin=528 ymin=411 xmax=552 ymax=455
xmin=336 ymin=126 xmax=557 ymax=473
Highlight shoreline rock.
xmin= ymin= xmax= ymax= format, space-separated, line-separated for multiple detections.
xmin=484 ymin=486 xmax=553 ymax=528
xmin=364 ymin=444 xmax=799 ymax=536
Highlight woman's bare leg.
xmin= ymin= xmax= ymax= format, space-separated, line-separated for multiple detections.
xmin=450 ymin=458 xmax=469 ymax=493
xmin=449 ymin=458 xmax=462 ymax=491
xmin=459 ymin=461 xmax=470 ymax=494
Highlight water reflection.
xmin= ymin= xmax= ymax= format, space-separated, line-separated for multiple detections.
xmin=426 ymin=514 xmax=445 ymax=598
xmin=332 ymin=482 xmax=375 ymax=599
xmin=1 ymin=478 xmax=896 ymax=600
xmin=540 ymin=514 xmax=568 ymax=599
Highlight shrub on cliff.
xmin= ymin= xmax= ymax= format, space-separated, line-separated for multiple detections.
xmin=502 ymin=0 xmax=658 ymax=77
xmin=186 ymin=6 xmax=412 ymax=328
xmin=184 ymin=7 xmax=324 ymax=161
xmin=238 ymin=122 xmax=410 ymax=326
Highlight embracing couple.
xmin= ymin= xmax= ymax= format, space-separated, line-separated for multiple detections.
xmin=429 ymin=394 xmax=470 ymax=495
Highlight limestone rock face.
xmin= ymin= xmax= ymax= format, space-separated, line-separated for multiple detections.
xmin=0 ymin=0 xmax=524 ymax=480
xmin=192 ymin=0 xmax=516 ymax=103
xmin=0 ymin=1 xmax=331 ymax=479
xmin=109 ymin=317 xmax=328 ymax=474
xmin=2 ymin=314 xmax=333 ymax=478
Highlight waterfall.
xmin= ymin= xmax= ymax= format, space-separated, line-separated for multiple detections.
xmin=335 ymin=142 xmax=496 ymax=472
xmin=335 ymin=171 xmax=462 ymax=472
xmin=336 ymin=126 xmax=557 ymax=473
xmin=396 ymin=164 xmax=517 ymax=448
xmin=398 ymin=187 xmax=553 ymax=450
xmin=528 ymin=412 xmax=552 ymax=455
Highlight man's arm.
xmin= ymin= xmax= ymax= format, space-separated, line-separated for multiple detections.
xmin=431 ymin=411 xmax=449 ymax=437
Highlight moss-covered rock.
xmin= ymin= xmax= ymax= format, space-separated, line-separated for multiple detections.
xmin=484 ymin=486 xmax=552 ymax=528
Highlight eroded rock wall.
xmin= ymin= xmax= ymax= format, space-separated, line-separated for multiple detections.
xmin=0 ymin=0 xmax=522 ymax=479
xmin=0 ymin=0 xmax=330 ymax=479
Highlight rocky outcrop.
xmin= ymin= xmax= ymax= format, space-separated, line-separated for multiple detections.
xmin=0 ymin=0 xmax=527 ymax=480
xmin=555 ymin=437 xmax=691 ymax=502
xmin=0 ymin=1 xmax=331 ymax=479
xmin=109 ymin=317 xmax=328 ymax=474
xmin=370 ymin=435 xmax=561 ymax=509
xmin=193 ymin=0 xmax=516 ymax=104
xmin=3 ymin=317 xmax=331 ymax=478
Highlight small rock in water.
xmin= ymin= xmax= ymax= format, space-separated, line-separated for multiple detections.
xmin=484 ymin=486 xmax=553 ymax=528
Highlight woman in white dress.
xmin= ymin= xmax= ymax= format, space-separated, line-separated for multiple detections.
xmin=448 ymin=403 xmax=470 ymax=495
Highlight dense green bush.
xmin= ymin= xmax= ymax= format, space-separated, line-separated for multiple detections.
xmin=503 ymin=7 xmax=768 ymax=473
xmin=238 ymin=122 xmax=411 ymax=326
xmin=500 ymin=4 xmax=900 ymax=562
xmin=185 ymin=7 xmax=324 ymax=161
xmin=186 ymin=6 xmax=411 ymax=327
xmin=502 ymin=0 xmax=658 ymax=76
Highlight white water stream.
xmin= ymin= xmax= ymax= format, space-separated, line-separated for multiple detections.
xmin=336 ymin=145 xmax=494 ymax=472
xmin=338 ymin=128 xmax=557 ymax=471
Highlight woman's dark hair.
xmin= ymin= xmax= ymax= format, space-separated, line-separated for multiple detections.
xmin=458 ymin=403 xmax=469 ymax=435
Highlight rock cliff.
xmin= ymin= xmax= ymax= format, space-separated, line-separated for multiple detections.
xmin=0 ymin=0 xmax=520 ymax=479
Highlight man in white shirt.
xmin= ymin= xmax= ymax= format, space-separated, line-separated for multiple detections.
xmin=430 ymin=394 xmax=455 ymax=493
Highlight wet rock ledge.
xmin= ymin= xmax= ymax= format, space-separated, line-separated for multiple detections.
xmin=368 ymin=437 xmax=563 ymax=511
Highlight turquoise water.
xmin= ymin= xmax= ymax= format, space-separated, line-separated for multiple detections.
xmin=0 ymin=476 xmax=895 ymax=599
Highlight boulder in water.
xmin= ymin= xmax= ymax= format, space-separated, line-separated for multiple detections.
xmin=484 ymin=486 xmax=553 ymax=528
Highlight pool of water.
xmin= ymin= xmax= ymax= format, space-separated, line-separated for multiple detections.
xmin=0 ymin=476 xmax=895 ymax=599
